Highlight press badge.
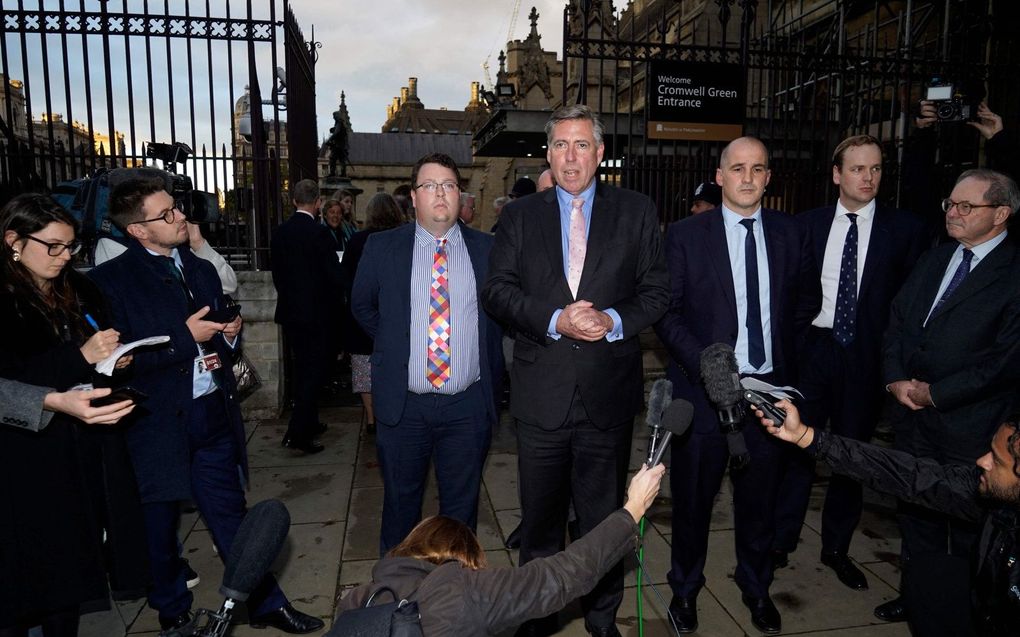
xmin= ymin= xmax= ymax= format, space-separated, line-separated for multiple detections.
xmin=195 ymin=352 xmax=223 ymax=375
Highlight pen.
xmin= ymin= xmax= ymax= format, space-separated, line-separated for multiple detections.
xmin=84 ymin=313 xmax=100 ymax=331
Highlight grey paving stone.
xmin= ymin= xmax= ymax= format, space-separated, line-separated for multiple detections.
xmin=247 ymin=422 xmax=359 ymax=469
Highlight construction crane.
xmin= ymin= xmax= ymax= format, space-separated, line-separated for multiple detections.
xmin=482 ymin=0 xmax=522 ymax=88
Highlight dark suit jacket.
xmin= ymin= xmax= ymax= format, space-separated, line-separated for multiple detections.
xmin=350 ymin=223 xmax=504 ymax=426
xmin=800 ymin=204 xmax=927 ymax=375
xmin=271 ymin=211 xmax=345 ymax=329
xmin=89 ymin=240 xmax=247 ymax=503
xmin=654 ymin=208 xmax=821 ymax=433
xmin=882 ymin=237 xmax=1020 ymax=461
xmin=482 ymin=183 xmax=670 ymax=429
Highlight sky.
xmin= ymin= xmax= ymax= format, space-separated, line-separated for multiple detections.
xmin=301 ymin=0 xmax=568 ymax=133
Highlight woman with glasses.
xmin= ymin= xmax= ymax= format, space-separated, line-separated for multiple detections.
xmin=0 ymin=193 xmax=143 ymax=637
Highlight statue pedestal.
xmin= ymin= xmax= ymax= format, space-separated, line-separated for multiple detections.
xmin=320 ymin=175 xmax=363 ymax=200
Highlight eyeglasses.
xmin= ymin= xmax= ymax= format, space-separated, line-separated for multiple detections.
xmin=414 ymin=181 xmax=459 ymax=195
xmin=25 ymin=235 xmax=82 ymax=256
xmin=941 ymin=198 xmax=1003 ymax=216
xmin=130 ymin=205 xmax=180 ymax=225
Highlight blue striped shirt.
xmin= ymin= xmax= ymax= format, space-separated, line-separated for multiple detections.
xmin=407 ymin=222 xmax=481 ymax=394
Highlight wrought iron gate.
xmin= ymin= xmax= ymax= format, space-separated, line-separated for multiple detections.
xmin=562 ymin=0 xmax=1020 ymax=227
xmin=0 ymin=0 xmax=317 ymax=268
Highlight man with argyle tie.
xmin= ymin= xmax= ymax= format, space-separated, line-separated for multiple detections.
xmin=772 ymin=135 xmax=926 ymax=592
xmin=483 ymin=105 xmax=669 ymax=637
xmin=351 ymin=152 xmax=503 ymax=554
xmin=878 ymin=168 xmax=1020 ymax=634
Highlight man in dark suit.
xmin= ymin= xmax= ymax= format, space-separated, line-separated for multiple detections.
xmin=351 ymin=152 xmax=503 ymax=555
xmin=90 ymin=177 xmax=322 ymax=634
xmin=880 ymin=168 xmax=1020 ymax=634
xmin=772 ymin=135 xmax=926 ymax=591
xmin=654 ymin=136 xmax=820 ymax=634
xmin=482 ymin=105 xmax=669 ymax=637
xmin=270 ymin=179 xmax=345 ymax=454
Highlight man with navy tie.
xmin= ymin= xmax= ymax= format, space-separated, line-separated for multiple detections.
xmin=655 ymin=136 xmax=819 ymax=634
xmin=879 ymin=168 xmax=1020 ymax=634
xmin=772 ymin=135 xmax=926 ymax=590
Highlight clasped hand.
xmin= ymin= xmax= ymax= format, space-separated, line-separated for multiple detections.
xmin=556 ymin=300 xmax=613 ymax=342
xmin=887 ymin=379 xmax=933 ymax=410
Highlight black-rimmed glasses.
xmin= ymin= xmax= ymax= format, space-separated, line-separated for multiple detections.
xmin=25 ymin=235 xmax=82 ymax=256
xmin=941 ymin=198 xmax=1003 ymax=216
xmin=129 ymin=205 xmax=179 ymax=225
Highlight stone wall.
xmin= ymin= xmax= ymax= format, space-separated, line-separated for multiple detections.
xmin=234 ymin=271 xmax=283 ymax=420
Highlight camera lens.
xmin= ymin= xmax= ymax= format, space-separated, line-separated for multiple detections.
xmin=936 ymin=102 xmax=958 ymax=120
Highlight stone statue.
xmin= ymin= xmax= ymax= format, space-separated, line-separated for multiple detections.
xmin=326 ymin=103 xmax=349 ymax=177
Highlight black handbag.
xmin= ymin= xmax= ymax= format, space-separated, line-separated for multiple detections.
xmin=327 ymin=586 xmax=423 ymax=637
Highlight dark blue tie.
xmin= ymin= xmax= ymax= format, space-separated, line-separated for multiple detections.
xmin=739 ymin=218 xmax=766 ymax=369
xmin=931 ymin=248 xmax=974 ymax=317
xmin=832 ymin=214 xmax=859 ymax=346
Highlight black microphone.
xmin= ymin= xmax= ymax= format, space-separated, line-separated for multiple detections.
xmin=220 ymin=499 xmax=291 ymax=602
xmin=647 ymin=399 xmax=694 ymax=467
xmin=699 ymin=343 xmax=750 ymax=470
xmin=644 ymin=378 xmax=673 ymax=466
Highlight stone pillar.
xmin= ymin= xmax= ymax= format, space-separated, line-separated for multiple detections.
xmin=234 ymin=270 xmax=283 ymax=420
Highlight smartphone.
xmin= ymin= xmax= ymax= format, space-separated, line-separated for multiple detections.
xmin=205 ymin=304 xmax=241 ymax=323
xmin=90 ymin=386 xmax=149 ymax=407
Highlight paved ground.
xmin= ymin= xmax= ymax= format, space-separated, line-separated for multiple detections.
xmin=81 ymin=400 xmax=911 ymax=637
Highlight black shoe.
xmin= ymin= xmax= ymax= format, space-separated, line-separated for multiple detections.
xmin=313 ymin=422 xmax=327 ymax=437
xmin=514 ymin=615 xmax=558 ymax=637
xmin=820 ymin=550 xmax=868 ymax=590
xmin=668 ymin=595 xmax=698 ymax=633
xmin=505 ymin=523 xmax=522 ymax=550
xmin=182 ymin=559 xmax=200 ymax=590
xmin=584 ymin=620 xmax=622 ymax=637
xmin=281 ymin=436 xmax=325 ymax=454
xmin=771 ymin=549 xmax=789 ymax=570
xmin=874 ymin=597 xmax=907 ymax=622
xmin=250 ymin=603 xmax=325 ymax=634
xmin=158 ymin=611 xmax=193 ymax=631
xmin=742 ymin=594 xmax=781 ymax=634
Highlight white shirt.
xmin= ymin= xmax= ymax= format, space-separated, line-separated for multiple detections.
xmin=812 ymin=199 xmax=875 ymax=329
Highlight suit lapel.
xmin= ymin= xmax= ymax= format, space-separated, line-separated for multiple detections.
xmin=859 ymin=205 xmax=891 ymax=300
xmin=537 ymin=190 xmax=571 ymax=299
xmin=579 ymin=186 xmax=613 ymax=293
xmin=811 ymin=208 xmax=834 ymax=268
xmin=761 ymin=210 xmax=787 ymax=320
xmin=706 ymin=212 xmax=738 ymax=317
xmin=917 ymin=244 xmax=957 ymax=324
xmin=929 ymin=239 xmax=1014 ymax=322
xmin=395 ymin=225 xmax=415 ymax=324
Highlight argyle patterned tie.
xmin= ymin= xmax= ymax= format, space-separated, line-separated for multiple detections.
xmin=832 ymin=213 xmax=858 ymax=346
xmin=427 ymin=238 xmax=451 ymax=389
xmin=567 ymin=197 xmax=587 ymax=298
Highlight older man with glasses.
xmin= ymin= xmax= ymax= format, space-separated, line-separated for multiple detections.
xmin=879 ymin=168 xmax=1020 ymax=634
xmin=351 ymin=152 xmax=504 ymax=554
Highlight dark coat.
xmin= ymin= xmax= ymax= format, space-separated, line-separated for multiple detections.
xmin=334 ymin=510 xmax=638 ymax=636
xmin=481 ymin=183 xmax=670 ymax=429
xmin=341 ymin=228 xmax=383 ymax=355
xmin=882 ymin=238 xmax=1020 ymax=463
xmin=799 ymin=203 xmax=927 ymax=377
xmin=350 ymin=223 xmax=504 ymax=426
xmin=654 ymin=207 xmax=821 ymax=433
xmin=271 ymin=211 xmax=345 ymax=329
xmin=0 ymin=272 xmax=147 ymax=624
xmin=88 ymin=240 xmax=248 ymax=503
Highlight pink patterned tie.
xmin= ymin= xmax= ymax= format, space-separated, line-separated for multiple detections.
xmin=567 ymin=197 xmax=587 ymax=298
xmin=427 ymin=238 xmax=451 ymax=388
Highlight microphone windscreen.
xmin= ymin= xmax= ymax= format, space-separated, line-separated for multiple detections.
xmin=660 ymin=399 xmax=694 ymax=437
xmin=645 ymin=378 xmax=673 ymax=430
xmin=700 ymin=343 xmax=742 ymax=408
xmin=726 ymin=430 xmax=750 ymax=470
xmin=220 ymin=499 xmax=291 ymax=602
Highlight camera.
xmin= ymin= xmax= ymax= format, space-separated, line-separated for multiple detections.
xmin=145 ymin=142 xmax=221 ymax=224
xmin=925 ymin=78 xmax=974 ymax=123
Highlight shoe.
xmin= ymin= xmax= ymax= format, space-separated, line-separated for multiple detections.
xmin=668 ymin=595 xmax=698 ymax=633
xmin=250 ymin=603 xmax=325 ymax=634
xmin=514 ymin=615 xmax=558 ymax=637
xmin=584 ymin=620 xmax=622 ymax=637
xmin=313 ymin=422 xmax=327 ymax=436
xmin=504 ymin=523 xmax=522 ymax=549
xmin=158 ymin=611 xmax=192 ymax=631
xmin=742 ymin=594 xmax=781 ymax=634
xmin=874 ymin=597 xmax=907 ymax=622
xmin=182 ymin=559 xmax=200 ymax=590
xmin=820 ymin=550 xmax=868 ymax=590
xmin=771 ymin=549 xmax=789 ymax=570
xmin=281 ymin=436 xmax=325 ymax=454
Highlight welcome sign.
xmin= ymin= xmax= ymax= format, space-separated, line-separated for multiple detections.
xmin=647 ymin=59 xmax=745 ymax=141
